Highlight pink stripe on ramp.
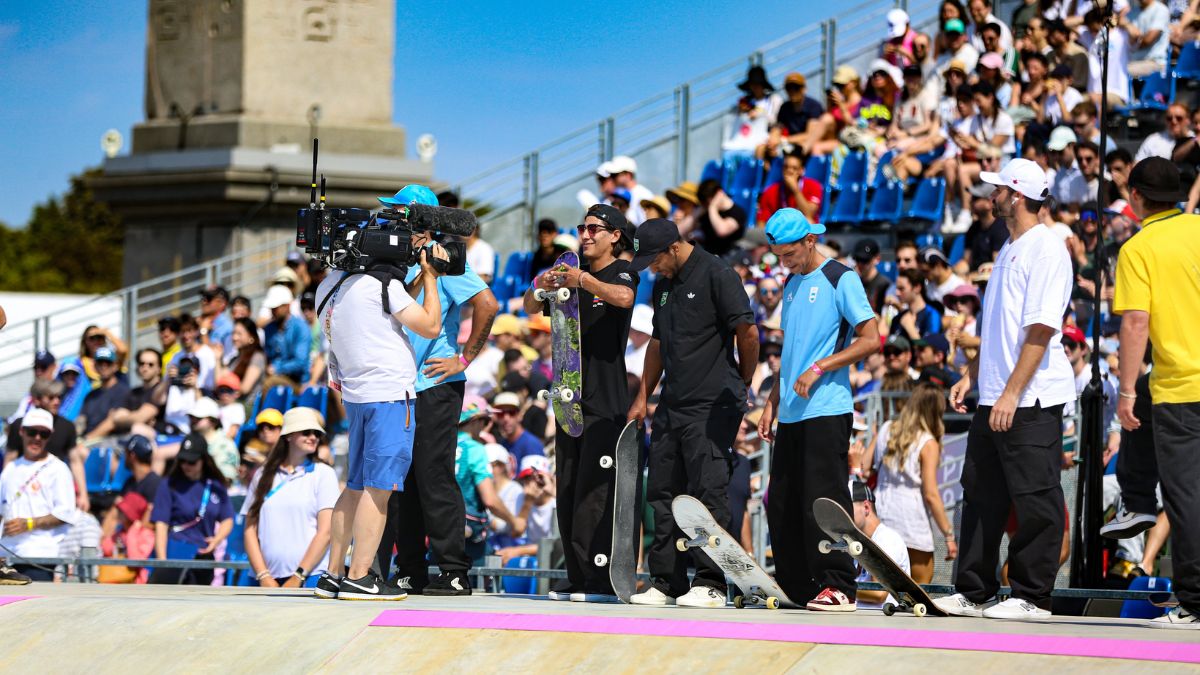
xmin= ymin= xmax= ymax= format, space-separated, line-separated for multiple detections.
xmin=370 ymin=610 xmax=1200 ymax=664
xmin=0 ymin=596 xmax=34 ymax=607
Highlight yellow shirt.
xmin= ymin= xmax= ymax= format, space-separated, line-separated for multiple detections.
xmin=1113 ymin=209 xmax=1200 ymax=403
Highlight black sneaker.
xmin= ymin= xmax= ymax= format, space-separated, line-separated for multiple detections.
xmin=0 ymin=562 xmax=31 ymax=586
xmin=391 ymin=575 xmax=427 ymax=595
xmin=337 ymin=572 xmax=408 ymax=601
xmin=423 ymin=571 xmax=472 ymax=596
xmin=312 ymin=573 xmax=341 ymax=599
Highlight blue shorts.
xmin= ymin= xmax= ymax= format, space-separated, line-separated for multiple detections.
xmin=344 ymin=399 xmax=415 ymax=491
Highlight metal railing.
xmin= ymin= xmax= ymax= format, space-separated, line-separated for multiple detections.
xmin=453 ymin=0 xmax=939 ymax=261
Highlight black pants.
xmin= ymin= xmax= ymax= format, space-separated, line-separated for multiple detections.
xmin=147 ymin=558 xmax=215 ymax=585
xmin=767 ymin=414 xmax=858 ymax=602
xmin=1152 ymin=401 xmax=1200 ymax=613
xmin=376 ymin=381 xmax=468 ymax=583
xmin=645 ymin=409 xmax=741 ymax=595
xmin=555 ymin=414 xmax=627 ymax=594
xmin=1117 ymin=373 xmax=1159 ymax=514
xmin=13 ymin=565 xmax=52 ymax=582
xmin=956 ymin=403 xmax=1065 ymax=607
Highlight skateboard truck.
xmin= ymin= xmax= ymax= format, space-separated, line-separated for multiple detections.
xmin=733 ymin=586 xmax=782 ymax=610
xmin=533 ymin=287 xmax=572 ymax=303
xmin=818 ymin=536 xmax=865 ymax=557
xmin=882 ymin=600 xmax=929 ymax=617
xmin=676 ymin=534 xmax=720 ymax=552
xmin=536 ymin=387 xmax=575 ymax=403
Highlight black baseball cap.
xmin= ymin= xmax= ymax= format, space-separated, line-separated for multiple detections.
xmin=124 ymin=434 xmax=154 ymax=462
xmin=586 ymin=204 xmax=633 ymax=244
xmin=537 ymin=218 xmax=558 ymax=233
xmin=851 ymin=479 xmax=875 ymax=503
xmin=176 ymin=432 xmax=208 ymax=463
xmin=199 ymin=285 xmax=229 ymax=302
xmin=1129 ymin=156 xmax=1185 ymax=202
xmin=629 ymin=218 xmax=682 ymax=271
xmin=34 ymin=350 xmax=56 ymax=370
xmin=916 ymin=333 xmax=950 ymax=354
xmin=852 ymin=238 xmax=880 ymax=262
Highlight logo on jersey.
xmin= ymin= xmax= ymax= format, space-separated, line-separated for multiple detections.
xmin=687 ymin=292 xmax=695 ymax=299
xmin=809 ymin=287 xmax=819 ymax=303
xmin=633 ymin=238 xmax=640 ymax=253
xmin=786 ymin=293 xmax=794 ymax=303
xmin=659 ymin=291 xmax=668 ymax=306
xmin=618 ymin=272 xmax=632 ymax=281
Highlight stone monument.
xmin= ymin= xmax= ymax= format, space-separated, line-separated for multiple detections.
xmin=90 ymin=0 xmax=432 ymax=284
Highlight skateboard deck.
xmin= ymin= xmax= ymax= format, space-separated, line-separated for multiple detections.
xmin=813 ymin=497 xmax=947 ymax=617
xmin=608 ymin=421 xmax=641 ymax=603
xmin=534 ymin=251 xmax=583 ymax=437
xmin=672 ymin=495 xmax=796 ymax=609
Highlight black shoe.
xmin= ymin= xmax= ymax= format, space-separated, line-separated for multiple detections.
xmin=0 ymin=562 xmax=31 ymax=586
xmin=391 ymin=575 xmax=427 ymax=595
xmin=312 ymin=573 xmax=340 ymax=599
xmin=423 ymin=571 xmax=472 ymax=596
xmin=337 ymin=572 xmax=408 ymax=601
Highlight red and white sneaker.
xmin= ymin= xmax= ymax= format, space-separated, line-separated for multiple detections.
xmin=806 ymin=587 xmax=856 ymax=612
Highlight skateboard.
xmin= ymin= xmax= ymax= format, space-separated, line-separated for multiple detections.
xmin=607 ymin=421 xmax=641 ymax=603
xmin=533 ymin=251 xmax=584 ymax=437
xmin=813 ymin=497 xmax=947 ymax=617
xmin=671 ymin=495 xmax=796 ymax=609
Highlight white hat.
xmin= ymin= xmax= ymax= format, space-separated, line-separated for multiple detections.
xmin=189 ymin=397 xmax=221 ymax=420
xmin=887 ymin=9 xmax=909 ymax=39
xmin=22 ymin=408 xmax=54 ymax=432
xmin=630 ymin=304 xmax=654 ymax=335
xmin=609 ymin=155 xmax=638 ymax=175
xmin=485 ymin=443 xmax=511 ymax=466
xmin=980 ymin=158 xmax=1050 ymax=201
xmin=492 ymin=392 xmax=522 ymax=410
xmin=868 ymin=58 xmax=903 ymax=89
xmin=263 ymin=284 xmax=294 ymax=310
xmin=281 ymin=406 xmax=325 ymax=436
xmin=1046 ymin=126 xmax=1078 ymax=152
xmin=516 ymin=454 xmax=550 ymax=479
xmin=596 ymin=161 xmax=615 ymax=178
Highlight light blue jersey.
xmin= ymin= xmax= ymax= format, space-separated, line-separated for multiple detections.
xmin=778 ymin=258 xmax=876 ymax=423
xmin=404 ymin=264 xmax=488 ymax=393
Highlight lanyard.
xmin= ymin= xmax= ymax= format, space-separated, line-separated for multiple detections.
xmin=171 ymin=479 xmax=213 ymax=533
xmin=4 ymin=460 xmax=52 ymax=508
xmin=264 ymin=460 xmax=314 ymax=502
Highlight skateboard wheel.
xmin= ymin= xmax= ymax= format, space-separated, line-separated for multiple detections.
xmin=561 ymin=388 xmax=575 ymax=402
xmin=913 ymin=603 xmax=927 ymax=618
xmin=536 ymin=389 xmax=550 ymax=402
xmin=848 ymin=541 xmax=864 ymax=557
xmin=594 ymin=554 xmax=608 ymax=567
xmin=882 ymin=603 xmax=896 ymax=616
xmin=534 ymin=288 xmax=548 ymax=302
xmin=707 ymin=535 xmax=720 ymax=548
xmin=599 ymin=455 xmax=613 ymax=469
xmin=818 ymin=540 xmax=833 ymax=555
xmin=556 ymin=288 xmax=571 ymax=302
xmin=733 ymin=595 xmax=745 ymax=609
xmin=676 ymin=538 xmax=688 ymax=552
xmin=766 ymin=597 xmax=780 ymax=610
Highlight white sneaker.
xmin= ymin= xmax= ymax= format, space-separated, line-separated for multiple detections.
xmin=982 ymin=597 xmax=1051 ymax=621
xmin=943 ymin=205 xmax=973 ymax=234
xmin=1100 ymin=504 xmax=1157 ymax=539
xmin=934 ymin=593 xmax=985 ymax=617
xmin=630 ymin=586 xmax=675 ymax=606
xmin=1150 ymin=607 xmax=1200 ymax=630
xmin=676 ymin=586 xmax=726 ymax=608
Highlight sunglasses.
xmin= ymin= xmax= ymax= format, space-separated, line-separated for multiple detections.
xmin=86 ymin=334 xmax=105 ymax=342
xmin=22 ymin=428 xmax=52 ymax=440
xmin=494 ymin=409 xmax=519 ymax=418
xmin=296 ymin=429 xmax=324 ymax=440
xmin=883 ymin=349 xmax=907 ymax=357
xmin=1167 ymin=114 xmax=1188 ymax=121
xmin=759 ymin=288 xmax=781 ymax=295
xmin=576 ymin=223 xmax=614 ymax=236
xmin=259 ymin=423 xmax=281 ymax=431
xmin=182 ymin=458 xmax=202 ymax=465
xmin=139 ymin=360 xmax=159 ymax=368
xmin=784 ymin=83 xmax=804 ymax=92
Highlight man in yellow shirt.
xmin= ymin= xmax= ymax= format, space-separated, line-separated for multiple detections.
xmin=1113 ymin=157 xmax=1200 ymax=630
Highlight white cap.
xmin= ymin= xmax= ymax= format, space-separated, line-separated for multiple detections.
xmin=516 ymin=454 xmax=550 ymax=479
xmin=1046 ymin=126 xmax=1078 ymax=152
xmin=868 ymin=58 xmax=903 ymax=88
xmin=189 ymin=397 xmax=221 ymax=420
xmin=630 ymin=304 xmax=654 ymax=335
xmin=263 ymin=284 xmax=294 ymax=310
xmin=485 ymin=443 xmax=511 ymax=466
xmin=492 ymin=392 xmax=521 ymax=410
xmin=22 ymin=408 xmax=54 ymax=432
xmin=887 ymin=8 xmax=909 ymax=38
xmin=596 ymin=161 xmax=615 ymax=178
xmin=609 ymin=155 xmax=637 ymax=175
xmin=980 ymin=158 xmax=1050 ymax=201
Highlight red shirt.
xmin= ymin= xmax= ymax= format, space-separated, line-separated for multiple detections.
xmin=757 ymin=178 xmax=824 ymax=223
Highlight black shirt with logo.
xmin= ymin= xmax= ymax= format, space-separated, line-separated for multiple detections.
xmin=650 ymin=248 xmax=755 ymax=424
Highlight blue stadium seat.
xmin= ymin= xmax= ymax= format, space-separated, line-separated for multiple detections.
xmin=805 ymin=154 xmax=831 ymax=187
xmin=259 ymin=385 xmax=293 ymax=415
xmin=865 ymin=179 xmax=904 ymax=224
xmin=502 ymin=252 xmax=533 ymax=285
xmin=836 ymin=151 xmax=869 ymax=190
xmin=915 ymin=233 xmax=944 ymax=251
xmin=763 ymin=157 xmax=783 ymax=189
xmin=1177 ymin=40 xmax=1200 ymax=80
xmin=727 ymin=158 xmax=764 ymax=218
xmin=1117 ymin=70 xmax=1174 ymax=114
xmin=502 ymin=555 xmax=539 ymax=594
xmin=873 ymin=150 xmax=897 ymax=188
xmin=700 ymin=159 xmax=724 ymax=184
xmin=876 ymin=260 xmax=898 ymax=282
xmin=826 ymin=182 xmax=866 ymax=226
xmin=1120 ymin=575 xmax=1171 ymax=619
xmin=295 ymin=385 xmax=328 ymax=420
xmin=904 ymin=176 xmax=946 ymax=224
xmin=84 ymin=446 xmax=131 ymax=494
xmin=226 ymin=513 xmax=253 ymax=586
xmin=635 ymin=271 xmax=655 ymax=306
xmin=947 ymin=234 xmax=967 ymax=265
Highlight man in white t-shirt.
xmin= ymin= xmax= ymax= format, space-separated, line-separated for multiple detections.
xmin=494 ymin=455 xmax=557 ymax=565
xmin=849 ymin=481 xmax=911 ymax=611
xmin=625 ymin=304 xmax=654 ymax=379
xmin=919 ymin=247 xmax=967 ymax=304
xmin=0 ymin=409 xmax=78 ymax=582
xmin=940 ymin=159 xmax=1075 ymax=621
xmin=1079 ymin=9 xmax=1130 ymax=105
xmin=1122 ymin=0 xmax=1171 ymax=77
xmin=610 ymin=155 xmax=656 ymax=226
xmin=313 ymin=246 xmax=447 ymax=601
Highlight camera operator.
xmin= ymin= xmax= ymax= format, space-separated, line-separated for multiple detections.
xmin=372 ymin=185 xmax=500 ymax=597
xmin=313 ymin=233 xmax=448 ymax=601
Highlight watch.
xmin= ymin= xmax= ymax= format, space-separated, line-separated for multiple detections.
xmin=294 ymin=566 xmax=308 ymax=581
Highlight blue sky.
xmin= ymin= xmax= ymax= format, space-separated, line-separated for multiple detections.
xmin=0 ymin=0 xmax=836 ymax=228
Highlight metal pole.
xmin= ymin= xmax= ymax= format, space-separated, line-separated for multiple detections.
xmin=128 ymin=286 xmax=140 ymax=361
xmin=604 ymin=117 xmax=615 ymax=160
xmin=528 ymin=151 xmax=540 ymax=251
xmin=40 ymin=316 xmax=50 ymax=353
xmin=820 ymin=21 xmax=831 ymax=91
xmin=827 ymin=19 xmax=838 ymax=82
xmin=597 ymin=121 xmax=608 ymax=164
xmin=676 ymin=84 xmax=691 ymax=185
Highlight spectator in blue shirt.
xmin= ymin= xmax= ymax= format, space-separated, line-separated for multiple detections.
xmin=199 ymin=285 xmax=235 ymax=355
xmin=261 ymin=285 xmax=310 ymax=389
xmin=492 ymin=392 xmax=544 ymax=464
xmin=149 ymin=433 xmax=234 ymax=585
xmin=890 ymin=268 xmax=943 ymax=340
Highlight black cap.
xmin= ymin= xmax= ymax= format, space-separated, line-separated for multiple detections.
xmin=586 ymin=203 xmax=631 ymax=242
xmin=917 ymin=333 xmax=950 ymax=354
xmin=34 ymin=350 xmax=55 ymax=370
xmin=124 ymin=435 xmax=154 ymax=462
xmin=850 ymin=479 xmax=874 ymax=503
xmin=1049 ymin=63 xmax=1073 ymax=79
xmin=852 ymin=238 xmax=880 ymax=262
xmin=885 ymin=334 xmax=912 ymax=351
xmin=158 ymin=316 xmax=181 ymax=332
xmin=723 ymin=248 xmax=754 ymax=268
xmin=537 ymin=218 xmax=558 ymax=233
xmin=199 ymin=285 xmax=229 ymax=302
xmin=902 ymin=64 xmax=922 ymax=79
xmin=1129 ymin=156 xmax=1185 ymax=202
xmin=920 ymin=246 xmax=949 ymax=267
xmin=176 ymin=432 xmax=208 ymax=463
xmin=628 ymin=218 xmax=682 ymax=271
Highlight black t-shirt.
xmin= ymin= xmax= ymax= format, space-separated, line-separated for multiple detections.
xmin=967 ymin=218 xmax=1008 ymax=271
xmin=775 ymin=96 xmax=825 ymax=136
xmin=650 ymin=249 xmax=755 ymax=423
xmin=727 ymin=452 xmax=751 ymax=536
xmin=522 ymin=405 xmax=549 ymax=442
xmin=862 ymin=271 xmax=891 ymax=315
xmin=81 ymin=381 xmax=131 ymax=434
xmin=122 ymin=470 xmax=163 ymax=504
xmin=695 ymin=204 xmax=748 ymax=257
xmin=532 ymin=244 xmax=571 ymax=276
xmin=6 ymin=414 xmax=76 ymax=463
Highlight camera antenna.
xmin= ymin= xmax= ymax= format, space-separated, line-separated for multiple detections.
xmin=320 ymin=175 xmax=327 ymax=208
xmin=310 ymin=138 xmax=319 ymax=210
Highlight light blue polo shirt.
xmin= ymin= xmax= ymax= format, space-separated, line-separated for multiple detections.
xmin=404 ymin=264 xmax=488 ymax=393
xmin=778 ymin=258 xmax=876 ymax=423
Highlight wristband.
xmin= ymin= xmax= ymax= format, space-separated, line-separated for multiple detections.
xmin=850 ymin=468 xmax=863 ymax=477
xmin=459 ymin=354 xmax=470 ymax=368
xmin=810 ymin=364 xmax=825 ymax=376
xmin=256 ymin=570 xmax=271 ymax=581
xmin=1118 ymin=391 xmax=1137 ymax=400
xmin=26 ymin=518 xmax=33 ymax=532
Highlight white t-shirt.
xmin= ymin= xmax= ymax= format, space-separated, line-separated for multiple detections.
xmin=0 ymin=455 xmax=78 ymax=558
xmin=967 ymin=112 xmax=1016 ymax=156
xmin=1043 ymin=86 xmax=1083 ymax=126
xmin=1051 ymin=163 xmax=1089 ymax=206
xmin=626 ymin=183 xmax=656 ymax=226
xmin=465 ymin=345 xmax=503 ymax=399
xmin=978 ymin=224 xmax=1076 ymax=407
xmin=164 ymin=386 xmax=199 ymax=434
xmin=929 ymin=274 xmax=967 ymax=304
xmin=1081 ymin=25 xmax=1130 ymax=103
xmin=170 ymin=346 xmax=217 ymax=392
xmin=1132 ymin=1 xmax=1171 ymax=65
xmin=854 ymin=520 xmax=911 ymax=610
xmin=895 ymin=88 xmax=938 ymax=132
xmin=241 ymin=462 xmax=339 ymax=578
xmin=219 ymin=402 xmax=246 ymax=432
xmin=968 ymin=13 xmax=1014 ymax=53
xmin=1135 ymin=131 xmax=1182 ymax=163
xmin=467 ymin=239 xmax=496 ymax=279
xmin=510 ymin=493 xmax=556 ymax=543
xmin=625 ymin=340 xmax=649 ymax=379
xmin=316 ymin=271 xmax=417 ymax=405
